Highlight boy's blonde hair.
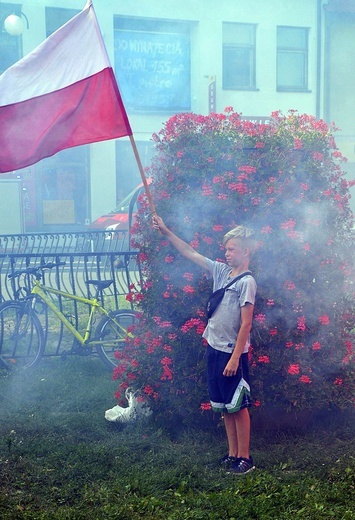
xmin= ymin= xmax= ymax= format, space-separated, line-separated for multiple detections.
xmin=223 ymin=225 xmax=258 ymax=256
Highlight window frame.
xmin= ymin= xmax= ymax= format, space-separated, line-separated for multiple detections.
xmin=114 ymin=16 xmax=191 ymax=113
xmin=45 ymin=6 xmax=80 ymax=37
xmin=115 ymin=140 xmax=154 ymax=203
xmin=222 ymin=22 xmax=257 ymax=91
xmin=276 ymin=25 xmax=309 ymax=92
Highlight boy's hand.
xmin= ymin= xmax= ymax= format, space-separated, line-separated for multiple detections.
xmin=152 ymin=214 xmax=168 ymax=235
xmin=223 ymin=358 xmax=239 ymax=377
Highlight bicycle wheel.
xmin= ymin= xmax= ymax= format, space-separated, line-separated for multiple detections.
xmin=0 ymin=301 xmax=45 ymax=369
xmin=95 ymin=309 xmax=138 ymax=369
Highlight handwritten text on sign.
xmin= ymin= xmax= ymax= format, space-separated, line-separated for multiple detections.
xmin=115 ymin=30 xmax=191 ymax=112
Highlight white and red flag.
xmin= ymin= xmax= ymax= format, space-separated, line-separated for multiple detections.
xmin=0 ymin=0 xmax=132 ymax=173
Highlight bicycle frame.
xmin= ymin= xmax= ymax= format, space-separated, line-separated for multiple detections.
xmin=30 ymin=280 xmax=125 ymax=346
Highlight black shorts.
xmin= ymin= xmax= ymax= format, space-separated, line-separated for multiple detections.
xmin=207 ymin=346 xmax=251 ymax=413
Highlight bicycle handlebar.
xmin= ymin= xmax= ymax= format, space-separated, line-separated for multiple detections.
xmin=8 ymin=262 xmax=66 ymax=279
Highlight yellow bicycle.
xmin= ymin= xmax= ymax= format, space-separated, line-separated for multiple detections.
xmin=0 ymin=262 xmax=138 ymax=369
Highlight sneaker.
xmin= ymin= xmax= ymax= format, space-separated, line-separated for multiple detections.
xmin=227 ymin=456 xmax=255 ymax=475
xmin=218 ymin=454 xmax=240 ymax=468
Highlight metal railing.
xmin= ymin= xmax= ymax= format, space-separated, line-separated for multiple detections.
xmin=0 ymin=231 xmax=143 ymax=359
xmin=0 ymin=252 xmax=141 ymax=304
xmin=0 ymin=229 xmax=131 ymax=255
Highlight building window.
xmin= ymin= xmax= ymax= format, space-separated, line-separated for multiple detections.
xmin=222 ymin=23 xmax=256 ymax=90
xmin=114 ymin=17 xmax=191 ymax=112
xmin=45 ymin=7 xmax=80 ymax=36
xmin=0 ymin=3 xmax=23 ymax=74
xmin=277 ymin=26 xmax=309 ymax=91
xmin=30 ymin=147 xmax=89 ymax=230
xmin=20 ymin=7 xmax=90 ymax=232
xmin=115 ymin=140 xmax=154 ymax=202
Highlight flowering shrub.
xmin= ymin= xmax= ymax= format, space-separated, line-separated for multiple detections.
xmin=114 ymin=109 xmax=355 ymax=430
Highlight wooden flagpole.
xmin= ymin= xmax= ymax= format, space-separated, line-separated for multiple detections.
xmin=129 ymin=135 xmax=157 ymax=217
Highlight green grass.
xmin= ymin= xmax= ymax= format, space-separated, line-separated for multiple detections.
xmin=0 ymin=357 xmax=354 ymax=520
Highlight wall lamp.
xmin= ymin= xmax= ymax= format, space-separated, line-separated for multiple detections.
xmin=2 ymin=11 xmax=29 ymax=36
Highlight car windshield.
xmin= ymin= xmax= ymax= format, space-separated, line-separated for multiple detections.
xmin=110 ymin=186 xmax=140 ymax=214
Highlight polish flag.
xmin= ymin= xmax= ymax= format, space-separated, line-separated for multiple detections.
xmin=0 ymin=0 xmax=132 ymax=173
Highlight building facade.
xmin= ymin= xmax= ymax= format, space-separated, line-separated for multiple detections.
xmin=0 ymin=0 xmax=354 ymax=232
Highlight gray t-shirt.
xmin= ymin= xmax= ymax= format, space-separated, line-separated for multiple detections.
xmin=202 ymin=258 xmax=257 ymax=354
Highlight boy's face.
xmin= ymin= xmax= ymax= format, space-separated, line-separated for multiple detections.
xmin=224 ymin=238 xmax=248 ymax=267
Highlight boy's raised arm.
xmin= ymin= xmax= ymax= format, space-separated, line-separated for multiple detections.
xmin=153 ymin=215 xmax=209 ymax=272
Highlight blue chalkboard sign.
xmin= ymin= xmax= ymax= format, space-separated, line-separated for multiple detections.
xmin=114 ymin=29 xmax=191 ymax=112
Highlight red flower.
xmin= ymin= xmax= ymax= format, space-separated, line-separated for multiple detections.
xmin=161 ymin=365 xmax=173 ymax=381
xmin=319 ymin=314 xmax=330 ymax=325
xmin=255 ymin=313 xmax=266 ymax=324
xmin=299 ymin=375 xmax=312 ymax=384
xmin=295 ymin=343 xmax=305 ymax=350
xmin=228 ymin=182 xmax=249 ymax=194
xmin=181 ymin=317 xmax=205 ymax=333
xmin=332 ymin=150 xmax=343 ymax=158
xmin=288 ymin=364 xmax=300 ymax=375
xmin=294 ymin=138 xmax=303 ymax=149
xmin=281 ymin=219 xmax=296 ymax=230
xmin=258 ymin=355 xmax=270 ymax=363
xmin=297 ymin=316 xmax=306 ymax=332
xmin=261 ymin=226 xmax=273 ymax=234
xmin=201 ymin=183 xmax=213 ymax=196
xmin=238 ymin=165 xmax=257 ymax=174
xmin=144 ymin=385 xmax=154 ymax=396
xmin=200 ymin=402 xmax=212 ymax=411
xmin=112 ymin=364 xmax=127 ymax=379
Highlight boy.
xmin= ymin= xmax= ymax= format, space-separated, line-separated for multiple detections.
xmin=153 ymin=215 xmax=257 ymax=474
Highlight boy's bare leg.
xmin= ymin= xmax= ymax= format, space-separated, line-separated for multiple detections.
xmin=235 ymin=407 xmax=251 ymax=459
xmin=223 ymin=412 xmax=238 ymax=457
xmin=224 ymin=408 xmax=250 ymax=459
